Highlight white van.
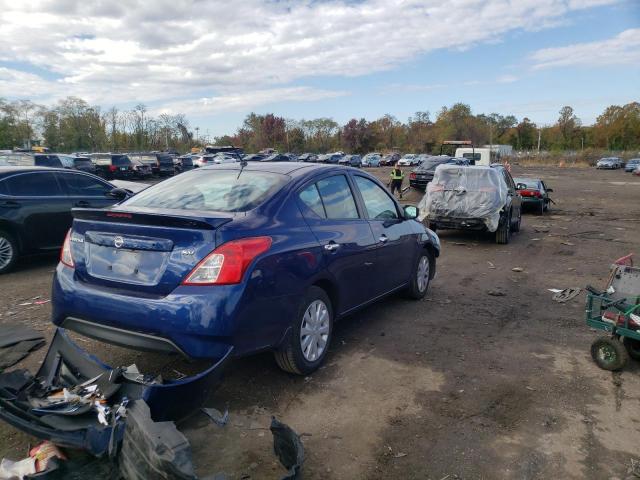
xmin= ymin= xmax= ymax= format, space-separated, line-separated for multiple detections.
xmin=454 ymin=147 xmax=492 ymax=166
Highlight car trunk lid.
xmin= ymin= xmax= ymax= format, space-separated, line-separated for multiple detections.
xmin=70 ymin=208 xmax=233 ymax=296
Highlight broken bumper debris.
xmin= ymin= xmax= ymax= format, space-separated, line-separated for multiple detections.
xmin=0 ymin=328 xmax=232 ymax=456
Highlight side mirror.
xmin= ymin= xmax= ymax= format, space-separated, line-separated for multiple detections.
xmin=546 ymin=188 xmax=553 ymax=192
xmin=403 ymin=205 xmax=419 ymax=219
xmin=516 ymin=183 xmax=527 ymax=190
xmin=106 ymin=188 xmax=129 ymax=201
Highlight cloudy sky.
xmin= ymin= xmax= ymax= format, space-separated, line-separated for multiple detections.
xmin=0 ymin=0 xmax=638 ymax=136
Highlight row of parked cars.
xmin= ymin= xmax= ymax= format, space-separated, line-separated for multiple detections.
xmin=596 ymin=156 xmax=640 ymax=174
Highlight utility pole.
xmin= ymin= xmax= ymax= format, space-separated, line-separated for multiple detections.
xmin=195 ymin=127 xmax=200 ymax=144
xmin=537 ymin=128 xmax=541 ymax=154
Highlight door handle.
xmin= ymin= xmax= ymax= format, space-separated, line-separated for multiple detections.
xmin=379 ymin=235 xmax=388 ymax=243
xmin=75 ymin=200 xmax=90 ymax=207
xmin=324 ymin=243 xmax=340 ymax=252
xmin=0 ymin=201 xmax=20 ymax=209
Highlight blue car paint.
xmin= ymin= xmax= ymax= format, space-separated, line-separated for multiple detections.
xmin=52 ymin=163 xmax=439 ymax=360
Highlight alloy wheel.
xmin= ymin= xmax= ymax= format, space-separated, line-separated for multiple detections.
xmin=417 ymin=256 xmax=430 ymax=293
xmin=300 ymin=300 xmax=330 ymax=362
xmin=0 ymin=237 xmax=14 ymax=271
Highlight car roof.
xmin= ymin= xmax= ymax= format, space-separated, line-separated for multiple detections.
xmin=200 ymin=161 xmax=350 ymax=177
xmin=0 ymin=166 xmax=97 ymax=176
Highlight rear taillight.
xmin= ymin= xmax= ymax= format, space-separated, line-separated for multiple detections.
xmin=410 ymin=173 xmax=416 ymax=180
xmin=108 ymin=165 xmax=117 ymax=172
xmin=182 ymin=237 xmax=272 ymax=285
xmin=60 ymin=229 xmax=74 ymax=268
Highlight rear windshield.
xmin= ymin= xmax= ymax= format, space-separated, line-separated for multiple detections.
xmin=112 ymin=155 xmax=131 ymax=166
xmin=74 ymin=158 xmax=92 ymax=166
xmin=125 ymin=169 xmax=288 ymax=212
xmin=158 ymin=155 xmax=174 ymax=165
xmin=180 ymin=156 xmax=193 ymax=166
xmin=130 ymin=155 xmax=157 ymax=165
xmin=419 ymin=157 xmax=450 ymax=170
xmin=513 ymin=179 xmax=539 ymax=189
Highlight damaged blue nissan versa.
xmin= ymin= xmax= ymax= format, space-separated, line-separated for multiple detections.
xmin=52 ymin=162 xmax=440 ymax=375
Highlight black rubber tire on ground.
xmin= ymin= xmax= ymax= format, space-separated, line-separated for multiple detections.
xmin=495 ymin=212 xmax=511 ymax=244
xmin=404 ymin=250 xmax=434 ymax=300
xmin=537 ymin=201 xmax=544 ymax=215
xmin=511 ymin=209 xmax=521 ymax=233
xmin=0 ymin=230 xmax=18 ymax=275
xmin=591 ymin=336 xmax=628 ymax=371
xmin=274 ymin=286 xmax=333 ymax=375
xmin=623 ymin=337 xmax=640 ymax=361
xmin=544 ymin=200 xmax=550 ymax=212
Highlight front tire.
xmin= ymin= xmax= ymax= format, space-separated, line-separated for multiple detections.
xmin=405 ymin=250 xmax=434 ymax=299
xmin=275 ymin=286 xmax=333 ymax=375
xmin=0 ymin=230 xmax=18 ymax=274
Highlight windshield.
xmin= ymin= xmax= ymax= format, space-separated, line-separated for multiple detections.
xmin=125 ymin=169 xmax=288 ymax=212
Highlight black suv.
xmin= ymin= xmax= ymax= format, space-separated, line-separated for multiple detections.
xmin=421 ymin=164 xmax=522 ymax=244
xmin=91 ymin=154 xmax=151 ymax=180
xmin=129 ymin=153 xmax=176 ymax=177
xmin=409 ymin=156 xmax=469 ymax=190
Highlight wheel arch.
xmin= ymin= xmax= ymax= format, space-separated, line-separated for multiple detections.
xmin=0 ymin=220 xmax=23 ymax=253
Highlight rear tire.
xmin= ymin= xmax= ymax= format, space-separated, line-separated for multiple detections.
xmin=274 ymin=286 xmax=333 ymax=375
xmin=495 ymin=212 xmax=511 ymax=244
xmin=0 ymin=230 xmax=18 ymax=275
xmin=591 ymin=336 xmax=628 ymax=371
xmin=511 ymin=210 xmax=521 ymax=233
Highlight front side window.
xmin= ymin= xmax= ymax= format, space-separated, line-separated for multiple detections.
xmin=316 ymin=175 xmax=358 ymax=219
xmin=60 ymin=173 xmax=111 ymax=196
xmin=5 ymin=172 xmax=62 ymax=196
xmin=354 ymin=176 xmax=398 ymax=220
xmin=125 ymin=169 xmax=287 ymax=212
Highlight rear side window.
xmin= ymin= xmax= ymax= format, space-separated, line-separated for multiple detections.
xmin=354 ymin=176 xmax=398 ymax=220
xmin=125 ymin=170 xmax=287 ymax=212
xmin=316 ymin=175 xmax=358 ymax=219
xmin=5 ymin=172 xmax=62 ymax=196
xmin=59 ymin=173 xmax=112 ymax=196
xmin=299 ymin=184 xmax=326 ymax=219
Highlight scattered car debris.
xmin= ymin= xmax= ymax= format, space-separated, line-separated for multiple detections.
xmin=201 ymin=407 xmax=229 ymax=427
xmin=0 ymin=441 xmax=66 ymax=479
xmin=487 ymin=261 xmax=496 ymax=269
xmin=270 ymin=417 xmax=305 ymax=480
xmin=512 ymin=267 xmax=524 ymax=272
xmin=487 ymin=290 xmax=506 ymax=297
xmin=560 ymin=241 xmax=575 ymax=246
xmin=0 ymin=323 xmax=45 ymax=369
xmin=549 ymin=287 xmax=582 ymax=303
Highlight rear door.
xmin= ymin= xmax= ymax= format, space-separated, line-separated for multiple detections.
xmin=297 ymin=174 xmax=377 ymax=313
xmin=352 ymin=174 xmax=416 ymax=295
xmin=3 ymin=171 xmax=70 ymax=250
xmin=500 ymin=169 xmax=521 ymax=219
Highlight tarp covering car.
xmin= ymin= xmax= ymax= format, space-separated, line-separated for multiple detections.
xmin=418 ymin=165 xmax=507 ymax=232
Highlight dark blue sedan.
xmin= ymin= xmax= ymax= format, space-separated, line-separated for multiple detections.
xmin=53 ymin=162 xmax=440 ymax=374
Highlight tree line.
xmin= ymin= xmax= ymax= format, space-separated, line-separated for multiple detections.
xmin=1 ymin=96 xmax=638 ymax=155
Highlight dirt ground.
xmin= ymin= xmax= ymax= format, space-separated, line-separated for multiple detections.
xmin=1 ymin=165 xmax=639 ymax=479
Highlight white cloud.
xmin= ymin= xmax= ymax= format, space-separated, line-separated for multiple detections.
xmin=0 ymin=0 xmax=622 ymax=113
xmin=154 ymin=87 xmax=347 ymax=116
xmin=530 ymin=28 xmax=640 ymax=70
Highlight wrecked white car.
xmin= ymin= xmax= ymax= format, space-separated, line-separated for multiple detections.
xmin=418 ymin=164 xmax=522 ymax=244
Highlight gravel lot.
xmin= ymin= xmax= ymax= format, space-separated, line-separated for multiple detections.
xmin=1 ymin=165 xmax=639 ymax=479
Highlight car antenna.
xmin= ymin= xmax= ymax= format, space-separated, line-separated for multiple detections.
xmin=237 ymin=158 xmax=248 ymax=179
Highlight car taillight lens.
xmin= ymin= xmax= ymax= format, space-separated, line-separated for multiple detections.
xmin=410 ymin=173 xmax=416 ymax=179
xmin=182 ymin=237 xmax=272 ymax=285
xmin=60 ymin=229 xmax=74 ymax=268
xmin=108 ymin=165 xmax=117 ymax=172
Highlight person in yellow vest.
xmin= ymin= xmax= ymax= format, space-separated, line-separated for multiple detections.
xmin=389 ymin=161 xmax=404 ymax=199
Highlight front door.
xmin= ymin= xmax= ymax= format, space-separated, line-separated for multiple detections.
xmin=297 ymin=174 xmax=377 ymax=313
